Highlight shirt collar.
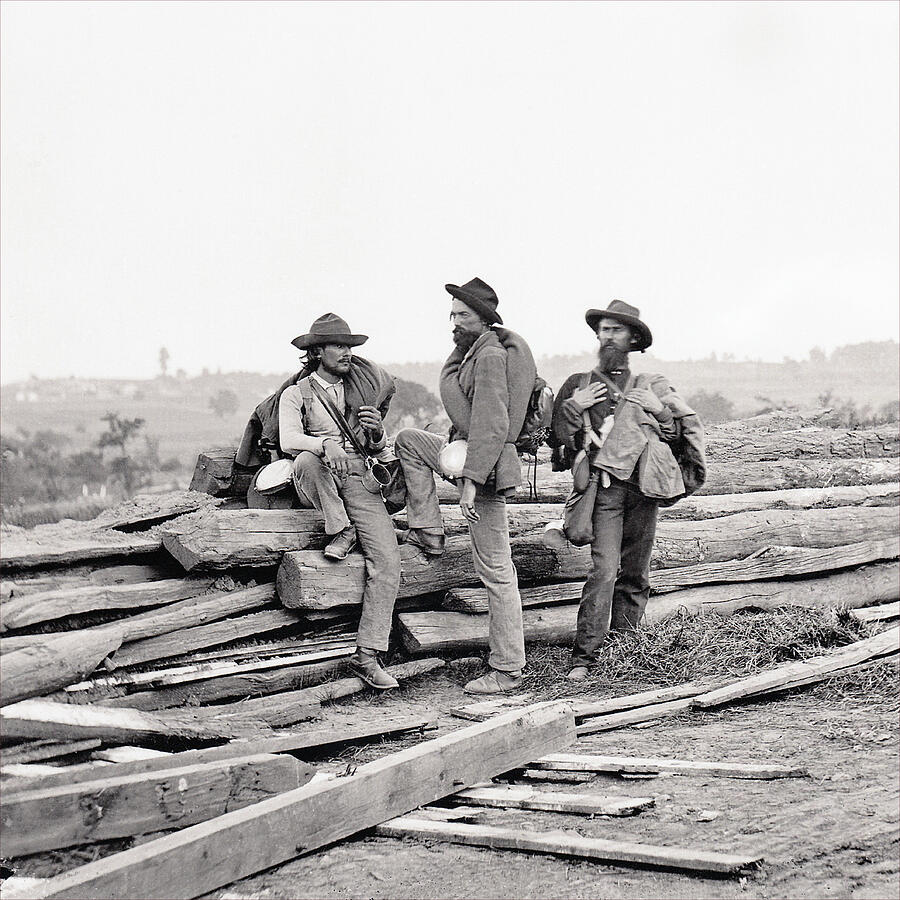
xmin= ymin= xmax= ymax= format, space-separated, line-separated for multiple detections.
xmin=310 ymin=370 xmax=343 ymax=390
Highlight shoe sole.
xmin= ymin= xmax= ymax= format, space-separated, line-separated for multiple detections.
xmin=348 ymin=663 xmax=398 ymax=691
xmin=323 ymin=542 xmax=357 ymax=561
xmin=405 ymin=539 xmax=445 ymax=558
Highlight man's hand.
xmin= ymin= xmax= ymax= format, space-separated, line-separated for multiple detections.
xmin=570 ymin=381 xmax=608 ymax=409
xmin=357 ymin=405 xmax=384 ymax=436
xmin=626 ymin=388 xmax=665 ymax=417
xmin=459 ymin=477 xmax=479 ymax=524
xmin=322 ymin=438 xmax=351 ymax=477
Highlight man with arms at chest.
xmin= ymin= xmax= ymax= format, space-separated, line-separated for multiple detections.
xmin=394 ymin=278 xmax=537 ymax=695
xmin=279 ymin=313 xmax=402 ymax=690
xmin=550 ymin=300 xmax=706 ymax=681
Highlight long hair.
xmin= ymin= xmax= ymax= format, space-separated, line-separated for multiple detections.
xmin=300 ymin=345 xmax=322 ymax=373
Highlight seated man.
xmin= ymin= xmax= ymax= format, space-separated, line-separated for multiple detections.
xmin=279 ymin=313 xmax=401 ymax=690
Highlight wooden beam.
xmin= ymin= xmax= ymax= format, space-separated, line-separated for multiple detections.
xmin=92 ymin=491 xmax=222 ymax=532
xmin=703 ymin=425 xmax=898 ymax=462
xmin=851 ymin=601 xmax=900 ymax=622
xmin=448 ymin=784 xmax=654 ymax=816
xmin=108 ymin=607 xmax=303 ymax=669
xmin=161 ymin=508 xmax=328 ymax=572
xmin=21 ymin=702 xmax=574 ymax=900
xmin=398 ymin=606 xmax=577 ymax=655
xmin=0 ymin=697 xmax=265 ymax=743
xmin=575 ymin=697 xmax=697 ymax=736
xmin=436 ymin=457 xmax=900 ymax=503
xmin=691 ymin=626 xmax=900 ymax=709
xmin=444 ymin=538 xmax=900 ymax=611
xmin=532 ymin=753 xmax=809 ymax=779
xmin=188 ymin=448 xmax=252 ymax=498
xmin=375 ymin=817 xmax=763 ymax=875
xmin=0 ymin=577 xmax=216 ymax=631
xmin=0 ymin=739 xmax=102 ymax=765
xmin=0 ymin=628 xmax=123 ymax=706
xmin=0 ymin=529 xmax=160 ymax=571
xmin=1 ymin=754 xmax=315 ymax=856
xmin=572 ymin=682 xmax=721 ymax=720
xmin=1 ymin=714 xmax=437 ymax=792
xmin=280 ymin=506 xmax=898 ymax=610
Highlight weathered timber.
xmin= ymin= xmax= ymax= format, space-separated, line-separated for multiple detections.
xmin=0 ymin=697 xmax=266 ymax=743
xmin=424 ymin=484 xmax=899 ymax=534
xmin=692 ymin=626 xmax=900 ymax=709
xmin=278 ymin=536 xmax=566 ymax=610
xmin=108 ymin=607 xmax=303 ymax=669
xmin=0 ymin=629 xmax=123 ymax=706
xmin=99 ymin=658 xmax=349 ymax=710
xmin=646 ymin=562 xmax=898 ymax=623
xmin=0 ymin=577 xmax=216 ymax=631
xmin=0 ymin=739 xmax=102 ymax=765
xmin=443 ymin=582 xmax=581 ymax=614
xmin=375 ymin=817 xmax=763 ymax=875
xmin=0 ymin=563 xmax=175 ymax=604
xmin=532 ymin=753 xmax=809 ymax=779
xmin=572 ymin=682 xmax=723 ymax=720
xmin=448 ymin=784 xmax=654 ymax=816
xmin=398 ymin=607 xmax=577 ymax=654
xmin=1 ymin=714 xmax=436 ymax=791
xmin=105 ymin=584 xmax=276 ymax=644
xmin=435 ymin=458 xmax=900 ymax=503
xmin=21 ymin=702 xmax=574 ymax=900
xmin=650 ymin=538 xmax=900 ymax=593
xmin=0 ymin=528 xmax=160 ymax=571
xmin=851 ymin=601 xmax=900 ymax=622
xmin=189 ymin=448 xmax=252 ymax=498
xmin=713 ymin=408 xmax=835 ymax=431
xmin=1 ymin=754 xmax=315 ymax=856
xmin=92 ymin=491 xmax=222 ymax=532
xmin=280 ymin=507 xmax=898 ymax=610
xmin=704 ymin=425 xmax=898 ymax=462
xmin=575 ymin=697 xmax=696 ymax=735
xmin=161 ymin=508 xmax=327 ymax=572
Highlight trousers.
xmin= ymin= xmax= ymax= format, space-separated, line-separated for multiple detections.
xmin=394 ymin=428 xmax=526 ymax=673
xmin=571 ymin=476 xmax=659 ymax=667
xmin=291 ymin=450 xmax=401 ymax=652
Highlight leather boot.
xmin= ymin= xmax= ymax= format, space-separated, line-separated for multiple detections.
xmin=323 ymin=526 xmax=357 ymax=561
xmin=348 ymin=649 xmax=399 ymax=690
xmin=463 ymin=669 xmax=523 ymax=694
xmin=402 ymin=528 xmax=445 ymax=557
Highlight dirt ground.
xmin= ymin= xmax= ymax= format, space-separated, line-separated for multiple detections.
xmin=202 ymin=666 xmax=900 ymax=900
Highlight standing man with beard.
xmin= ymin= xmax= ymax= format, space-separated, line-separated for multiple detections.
xmin=550 ymin=301 xmax=705 ymax=682
xmin=394 ymin=278 xmax=537 ymax=694
xmin=279 ymin=313 xmax=402 ymax=690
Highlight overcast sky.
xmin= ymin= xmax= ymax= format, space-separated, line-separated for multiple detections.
xmin=2 ymin=1 xmax=897 ymax=383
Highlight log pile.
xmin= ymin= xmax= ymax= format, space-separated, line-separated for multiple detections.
xmin=0 ymin=415 xmax=898 ymax=892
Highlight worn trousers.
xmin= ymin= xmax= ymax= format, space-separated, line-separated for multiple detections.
xmin=394 ymin=428 xmax=526 ymax=673
xmin=291 ymin=450 xmax=401 ymax=652
xmin=571 ymin=477 xmax=659 ymax=667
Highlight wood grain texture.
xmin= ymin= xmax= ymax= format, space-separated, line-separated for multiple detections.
xmin=533 ymin=753 xmax=809 ymax=779
xmin=1 ymin=754 xmax=314 ymax=856
xmin=22 ymin=702 xmax=574 ymax=900
xmin=449 ymin=783 xmax=655 ymax=816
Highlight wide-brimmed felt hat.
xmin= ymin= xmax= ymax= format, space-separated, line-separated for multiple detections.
xmin=445 ymin=277 xmax=503 ymax=325
xmin=291 ymin=313 xmax=369 ymax=350
xmin=585 ymin=300 xmax=652 ymax=352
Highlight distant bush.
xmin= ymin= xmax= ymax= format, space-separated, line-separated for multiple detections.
xmin=685 ymin=389 xmax=736 ymax=424
xmin=817 ymin=390 xmax=900 ymax=428
xmin=2 ymin=496 xmax=114 ymax=528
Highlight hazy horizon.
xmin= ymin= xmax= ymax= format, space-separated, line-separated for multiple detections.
xmin=2 ymin=2 xmax=898 ymax=386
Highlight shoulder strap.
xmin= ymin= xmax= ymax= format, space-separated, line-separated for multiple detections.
xmin=308 ymin=378 xmax=368 ymax=458
xmin=578 ymin=373 xmax=596 ymax=452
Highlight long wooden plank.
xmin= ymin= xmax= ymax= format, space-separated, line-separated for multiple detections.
xmin=691 ymin=626 xmax=900 ymax=709
xmin=1 ymin=714 xmax=437 ymax=791
xmin=449 ymin=784 xmax=654 ymax=816
xmin=443 ymin=538 xmax=900 ymax=611
xmin=22 ymin=702 xmax=574 ymax=900
xmin=0 ymin=628 xmax=123 ymax=706
xmin=575 ymin=697 xmax=696 ymax=736
xmin=281 ymin=506 xmax=898 ymax=609
xmin=851 ymin=601 xmax=900 ymax=622
xmin=532 ymin=753 xmax=809 ymax=779
xmin=1 ymin=754 xmax=315 ymax=856
xmin=0 ymin=529 xmax=160 ymax=571
xmin=375 ymin=817 xmax=763 ymax=875
xmin=572 ymin=682 xmax=720 ymax=720
xmin=92 ymin=491 xmax=222 ymax=531
xmin=702 ymin=425 xmax=898 ymax=462
xmin=0 ymin=697 xmax=264 ymax=743
xmin=398 ymin=606 xmax=577 ymax=654
xmin=0 ymin=577 xmax=216 ymax=631
xmin=108 ymin=607 xmax=303 ymax=669
xmin=0 ymin=739 xmax=102 ymax=765
xmin=435 ymin=457 xmax=900 ymax=503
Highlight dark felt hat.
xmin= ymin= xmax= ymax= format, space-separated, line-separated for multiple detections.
xmin=445 ymin=277 xmax=503 ymax=325
xmin=585 ymin=300 xmax=652 ymax=351
xmin=291 ymin=313 xmax=369 ymax=350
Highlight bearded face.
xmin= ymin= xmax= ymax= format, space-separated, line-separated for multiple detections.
xmin=452 ymin=326 xmax=481 ymax=352
xmin=597 ymin=343 xmax=630 ymax=372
